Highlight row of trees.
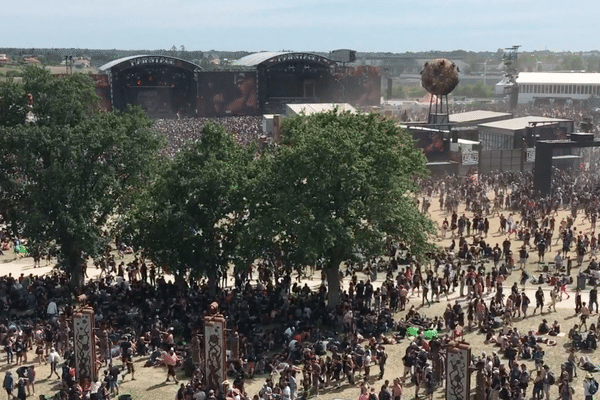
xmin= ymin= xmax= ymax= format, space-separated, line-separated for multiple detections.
xmin=387 ymin=83 xmax=494 ymax=100
xmin=0 ymin=67 xmax=435 ymax=308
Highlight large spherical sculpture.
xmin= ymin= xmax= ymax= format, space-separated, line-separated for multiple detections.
xmin=420 ymin=58 xmax=460 ymax=96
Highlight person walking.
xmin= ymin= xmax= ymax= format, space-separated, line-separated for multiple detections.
xmin=559 ymin=377 xmax=574 ymax=400
xmin=15 ymin=378 xmax=25 ymax=400
xmin=519 ymin=246 xmax=529 ymax=269
xmin=391 ymin=378 xmax=402 ymax=400
xmin=122 ymin=347 xmax=135 ymax=381
xmin=377 ymin=346 xmax=387 ymax=380
xmin=583 ymin=373 xmax=599 ymax=400
xmin=581 ymin=302 xmax=591 ymax=331
xmin=555 ymin=252 xmax=563 ymax=272
xmin=47 ymin=348 xmax=60 ymax=380
xmin=26 ymin=365 xmax=35 ymax=397
xmin=542 ymin=365 xmax=554 ymax=400
xmin=163 ymin=348 xmax=179 ymax=384
xmin=522 ymin=291 xmax=531 ymax=318
xmin=533 ymin=370 xmax=544 ymax=400
xmin=590 ymin=286 xmax=598 ymax=314
xmin=363 ymin=348 xmax=371 ymax=379
xmin=422 ymin=283 xmax=430 ymax=307
xmin=534 ymin=287 xmax=545 ymax=314
xmin=549 ymin=287 xmax=558 ymax=312
xmin=3 ymin=371 xmax=13 ymax=400
xmin=560 ymin=278 xmax=570 ymax=300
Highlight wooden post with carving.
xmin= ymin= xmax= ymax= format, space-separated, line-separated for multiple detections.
xmin=73 ymin=307 xmax=97 ymax=383
xmin=445 ymin=340 xmax=471 ymax=400
xmin=204 ymin=314 xmax=227 ymax=391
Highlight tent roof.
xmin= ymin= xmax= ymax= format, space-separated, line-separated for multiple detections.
xmin=449 ymin=110 xmax=512 ymax=124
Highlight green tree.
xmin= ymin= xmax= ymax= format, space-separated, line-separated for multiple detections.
xmin=247 ymin=110 xmax=435 ymax=308
xmin=0 ymin=66 xmax=98 ymax=128
xmin=0 ymin=68 xmax=163 ymax=288
xmin=388 ymin=85 xmax=406 ymax=99
xmin=129 ymin=122 xmax=254 ymax=293
xmin=561 ymin=54 xmax=585 ymax=71
xmin=405 ymin=85 xmax=426 ymax=98
xmin=587 ymin=56 xmax=600 ymax=73
xmin=0 ymin=73 xmax=28 ymax=126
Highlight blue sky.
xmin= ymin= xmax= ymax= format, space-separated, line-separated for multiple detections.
xmin=2 ymin=0 xmax=599 ymax=53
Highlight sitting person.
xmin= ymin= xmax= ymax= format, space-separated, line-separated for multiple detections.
xmin=549 ymin=320 xmax=561 ymax=336
xmin=526 ymin=331 xmax=537 ymax=347
xmin=520 ymin=344 xmax=532 ymax=359
xmin=569 ymin=325 xmax=580 ymax=340
xmin=485 ymin=328 xmax=496 ymax=343
xmin=538 ymin=319 xmax=550 ymax=335
xmin=396 ymin=319 xmax=407 ymax=339
xmin=406 ymin=306 xmax=418 ymax=319
xmin=587 ymin=331 xmax=598 ymax=350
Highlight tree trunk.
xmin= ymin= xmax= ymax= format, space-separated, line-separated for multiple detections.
xmin=174 ymin=272 xmax=187 ymax=291
xmin=207 ymin=267 xmax=219 ymax=299
xmin=325 ymin=258 xmax=342 ymax=310
xmin=64 ymin=242 xmax=85 ymax=289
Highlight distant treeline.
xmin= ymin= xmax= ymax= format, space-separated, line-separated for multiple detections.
xmin=0 ymin=47 xmax=252 ymax=68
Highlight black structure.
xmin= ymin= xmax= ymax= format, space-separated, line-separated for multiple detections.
xmin=99 ymin=52 xmax=381 ymax=118
xmin=534 ymin=138 xmax=600 ymax=197
xmin=99 ymin=55 xmax=201 ymax=118
xmin=233 ymin=52 xmax=339 ymax=114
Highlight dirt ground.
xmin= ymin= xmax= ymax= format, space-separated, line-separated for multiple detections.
xmin=1 ymin=194 xmax=597 ymax=400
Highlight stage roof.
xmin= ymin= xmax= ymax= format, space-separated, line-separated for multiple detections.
xmin=286 ymin=103 xmax=356 ymax=117
xmin=517 ymin=72 xmax=600 ymax=85
xmin=232 ymin=52 xmax=336 ymax=68
xmin=99 ymin=55 xmax=201 ymax=72
xmin=232 ymin=52 xmax=288 ymax=67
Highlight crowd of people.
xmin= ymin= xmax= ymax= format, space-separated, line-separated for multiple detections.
xmin=6 ymin=100 xmax=600 ymax=400
xmin=0 ymin=167 xmax=591 ymax=400
xmin=153 ymin=117 xmax=264 ymax=158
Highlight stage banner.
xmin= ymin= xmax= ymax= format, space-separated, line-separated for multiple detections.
xmin=204 ymin=316 xmax=227 ymax=390
xmin=446 ymin=343 xmax=471 ymax=400
xmin=526 ymin=148 xmax=536 ymax=163
xmin=462 ymin=151 xmax=479 ymax=166
xmin=73 ymin=307 xmax=97 ymax=382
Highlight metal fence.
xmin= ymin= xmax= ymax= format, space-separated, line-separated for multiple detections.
xmin=478 ymin=149 xmax=533 ymax=174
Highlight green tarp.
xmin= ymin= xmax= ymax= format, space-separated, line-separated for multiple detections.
xmin=407 ymin=326 xmax=419 ymax=337
xmin=423 ymin=329 xmax=438 ymax=339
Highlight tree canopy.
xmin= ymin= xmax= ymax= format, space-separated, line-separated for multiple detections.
xmin=246 ymin=110 xmax=435 ymax=307
xmin=0 ymin=66 xmax=99 ymax=128
xmin=0 ymin=67 xmax=436 ymax=299
xmin=128 ymin=122 xmax=254 ymax=291
xmin=0 ymin=66 xmax=163 ymax=287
